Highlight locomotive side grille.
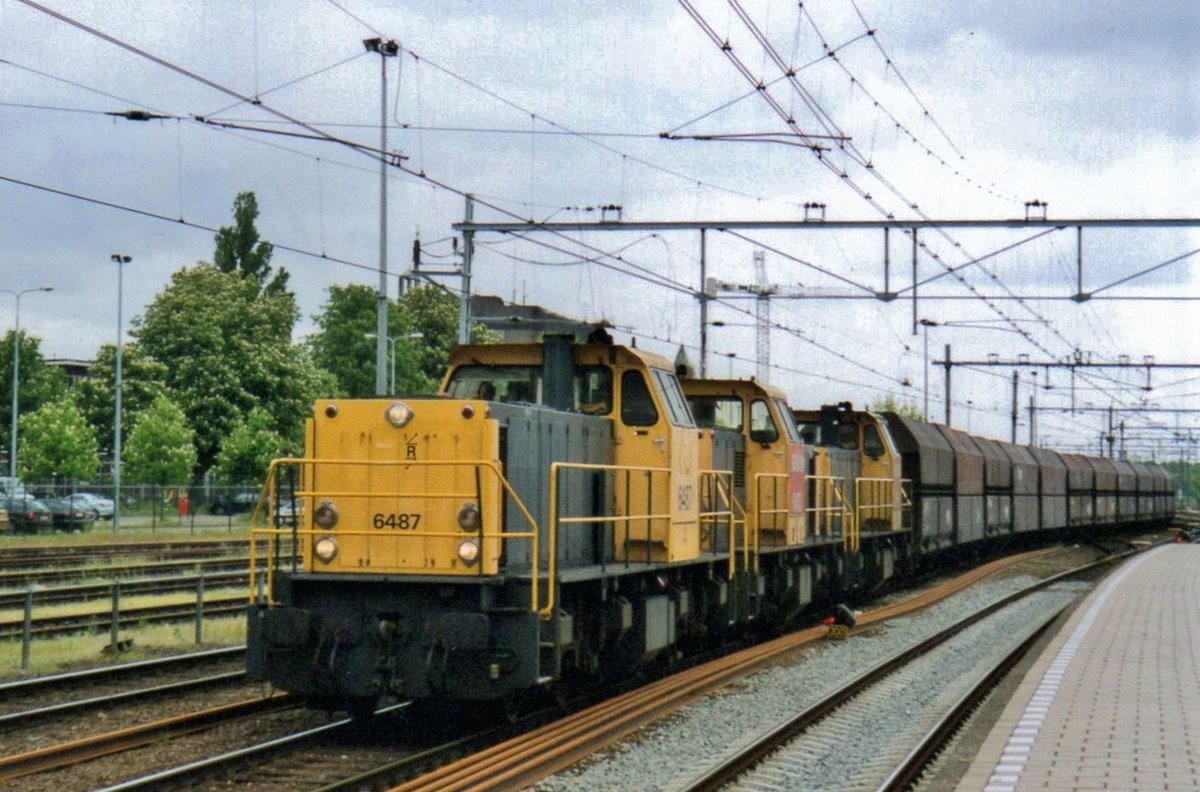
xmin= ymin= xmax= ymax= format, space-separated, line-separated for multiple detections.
xmin=733 ymin=450 xmax=746 ymax=489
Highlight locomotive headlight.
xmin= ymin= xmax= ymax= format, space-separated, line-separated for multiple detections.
xmin=457 ymin=502 xmax=481 ymax=532
xmin=384 ymin=401 xmax=414 ymax=428
xmin=314 ymin=535 xmax=339 ymax=563
xmin=313 ymin=500 xmax=340 ymax=529
xmin=457 ymin=539 xmax=481 ymax=566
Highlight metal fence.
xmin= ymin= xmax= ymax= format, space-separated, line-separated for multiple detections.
xmin=11 ymin=572 xmax=265 ymax=671
xmin=1 ymin=481 xmax=268 ymax=533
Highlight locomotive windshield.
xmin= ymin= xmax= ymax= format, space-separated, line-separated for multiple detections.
xmin=687 ymin=396 xmax=743 ymax=430
xmin=445 ymin=364 xmax=612 ymax=414
xmin=775 ymin=399 xmax=801 ymax=443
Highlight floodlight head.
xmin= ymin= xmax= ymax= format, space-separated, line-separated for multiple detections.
xmin=363 ymin=36 xmax=383 ymax=52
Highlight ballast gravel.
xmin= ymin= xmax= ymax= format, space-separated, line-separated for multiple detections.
xmin=533 ymin=572 xmax=1091 ymax=792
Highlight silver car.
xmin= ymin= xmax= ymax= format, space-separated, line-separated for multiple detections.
xmin=66 ymin=492 xmax=115 ymax=520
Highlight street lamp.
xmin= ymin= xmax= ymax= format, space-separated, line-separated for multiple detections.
xmin=918 ymin=318 xmax=939 ymax=421
xmin=919 ymin=317 xmax=1040 ymax=427
xmin=365 ymin=331 xmax=424 ymax=393
xmin=363 ymin=36 xmax=400 ymax=396
xmin=112 ymin=254 xmax=132 ymax=533
xmin=2 ymin=286 xmax=53 ymax=487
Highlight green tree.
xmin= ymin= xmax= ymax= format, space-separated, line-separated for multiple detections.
xmin=870 ymin=394 xmax=925 ymax=421
xmin=392 ymin=285 xmax=494 ymax=391
xmin=73 ymin=343 xmax=169 ymax=454
xmin=18 ymin=399 xmax=100 ymax=481
xmin=214 ymin=408 xmax=285 ymax=484
xmin=123 ymin=395 xmax=197 ymax=485
xmin=308 ymin=284 xmax=418 ymax=397
xmin=308 ymin=284 xmax=497 ymax=397
xmin=213 ymin=191 xmax=290 ymax=297
xmin=133 ymin=263 xmax=334 ymax=474
xmin=0 ymin=330 xmax=67 ymax=457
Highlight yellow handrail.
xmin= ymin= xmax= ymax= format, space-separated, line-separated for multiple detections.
xmin=753 ymin=472 xmax=789 ymax=532
xmin=699 ymin=469 xmax=747 ymax=578
xmin=806 ymin=474 xmax=856 ymax=551
xmin=855 ymin=477 xmax=901 ymax=534
xmin=546 ymin=461 xmax=673 ymax=619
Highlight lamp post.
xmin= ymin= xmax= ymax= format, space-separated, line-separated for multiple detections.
xmin=3 ymin=286 xmax=53 ymax=486
xmin=112 ymin=254 xmax=131 ymax=533
xmin=365 ymin=331 xmax=424 ymax=393
xmin=709 ymin=322 xmax=756 ymax=380
xmin=919 ymin=317 xmax=1042 ymax=426
xmin=918 ymin=318 xmax=938 ymax=421
xmin=363 ymin=36 xmax=400 ymax=396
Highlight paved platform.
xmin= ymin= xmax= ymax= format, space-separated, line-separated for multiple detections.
xmin=959 ymin=543 xmax=1200 ymax=791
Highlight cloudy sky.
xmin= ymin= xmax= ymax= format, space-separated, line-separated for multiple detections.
xmin=1 ymin=0 xmax=1197 ymax=455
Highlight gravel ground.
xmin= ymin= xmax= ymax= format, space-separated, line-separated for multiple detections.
xmin=721 ymin=587 xmax=1083 ymax=791
xmin=533 ymin=548 xmax=1106 ymax=792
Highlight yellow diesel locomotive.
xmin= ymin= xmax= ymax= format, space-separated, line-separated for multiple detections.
xmin=246 ymin=334 xmax=899 ymax=714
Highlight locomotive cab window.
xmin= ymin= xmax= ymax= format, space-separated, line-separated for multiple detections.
xmin=749 ymin=399 xmax=779 ymax=444
xmin=795 ymin=421 xmax=819 ymax=445
xmin=575 ymin=366 xmax=612 ymax=414
xmin=837 ymin=423 xmax=858 ymax=450
xmin=651 ymin=369 xmax=695 ymax=427
xmin=863 ymin=424 xmax=885 ymax=458
xmin=445 ymin=365 xmax=542 ymax=404
xmin=774 ymin=399 xmax=800 ymax=443
xmin=446 ymin=364 xmax=613 ymax=413
xmin=687 ymin=396 xmax=743 ymax=431
xmin=620 ymin=370 xmax=659 ymax=426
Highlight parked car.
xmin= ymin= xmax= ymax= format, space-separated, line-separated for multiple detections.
xmin=210 ymin=492 xmax=258 ymax=515
xmin=274 ymin=498 xmax=302 ymax=528
xmin=7 ymin=496 xmax=54 ymax=533
xmin=44 ymin=496 xmax=98 ymax=531
xmin=66 ymin=492 xmax=115 ymax=520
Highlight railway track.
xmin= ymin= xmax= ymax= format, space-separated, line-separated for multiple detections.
xmin=0 ymin=540 xmax=261 ymax=572
xmin=0 ymin=694 xmax=298 ymax=784
xmin=675 ymin=588 xmax=1071 ymax=790
xmin=672 ymin=543 xmax=1165 ymax=792
xmin=90 ymin=702 xmax=435 ymax=791
xmin=0 ymin=647 xmax=246 ymax=727
xmin=390 ymin=543 xmax=1157 ymax=792
xmin=0 ymin=556 xmax=254 ymax=590
xmin=0 ymin=571 xmax=247 ymax=608
xmin=6 ymin=542 xmax=1163 ymax=791
xmin=0 ymin=596 xmax=246 ymax=640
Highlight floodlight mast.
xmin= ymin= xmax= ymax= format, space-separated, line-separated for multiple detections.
xmin=363 ymin=36 xmax=399 ymax=396
xmin=112 ymin=254 xmax=131 ymax=532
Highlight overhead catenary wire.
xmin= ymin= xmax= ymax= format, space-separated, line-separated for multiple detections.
xmin=8 ymin=1 xmax=1185 ymax=432
xmin=679 ymin=0 xmax=1161 ymax=421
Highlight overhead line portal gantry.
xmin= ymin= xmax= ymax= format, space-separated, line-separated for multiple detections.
xmin=454 ymin=215 xmax=1200 ymax=375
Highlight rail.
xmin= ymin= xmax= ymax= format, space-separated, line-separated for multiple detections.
xmin=249 ymin=458 xmax=543 ymax=613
